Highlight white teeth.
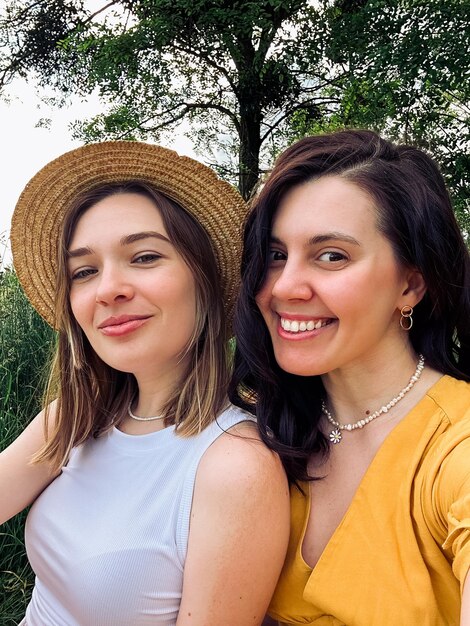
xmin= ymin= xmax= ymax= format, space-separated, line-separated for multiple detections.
xmin=280 ymin=317 xmax=329 ymax=333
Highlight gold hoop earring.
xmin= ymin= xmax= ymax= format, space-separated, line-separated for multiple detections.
xmin=400 ymin=305 xmax=413 ymax=330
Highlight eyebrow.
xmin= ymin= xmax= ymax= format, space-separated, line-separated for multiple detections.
xmin=67 ymin=231 xmax=171 ymax=258
xmin=270 ymin=232 xmax=361 ymax=247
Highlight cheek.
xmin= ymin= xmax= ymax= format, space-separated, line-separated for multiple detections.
xmin=181 ymin=272 xmax=197 ymax=302
xmin=69 ymin=287 xmax=92 ymax=328
xmin=68 ymin=290 xmax=79 ymax=321
xmin=255 ymin=278 xmax=273 ymax=314
xmin=166 ymin=271 xmax=197 ymax=315
xmin=255 ymin=293 xmax=268 ymax=322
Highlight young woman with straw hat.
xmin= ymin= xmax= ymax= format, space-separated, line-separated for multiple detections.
xmin=1 ymin=141 xmax=289 ymax=625
xmin=230 ymin=130 xmax=470 ymax=624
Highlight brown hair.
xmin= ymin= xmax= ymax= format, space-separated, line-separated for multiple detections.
xmin=36 ymin=182 xmax=230 ymax=471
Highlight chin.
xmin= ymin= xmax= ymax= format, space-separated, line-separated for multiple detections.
xmin=273 ymin=346 xmax=335 ymax=377
xmin=275 ymin=358 xmax=321 ymax=378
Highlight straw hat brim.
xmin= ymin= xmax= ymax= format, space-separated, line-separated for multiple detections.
xmin=10 ymin=141 xmax=247 ymax=330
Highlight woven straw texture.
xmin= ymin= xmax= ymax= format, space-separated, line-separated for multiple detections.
xmin=11 ymin=141 xmax=247 ymax=330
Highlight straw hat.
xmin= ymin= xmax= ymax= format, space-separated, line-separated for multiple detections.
xmin=10 ymin=141 xmax=247 ymax=329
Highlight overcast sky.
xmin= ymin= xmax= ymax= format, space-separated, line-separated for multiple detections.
xmin=0 ymin=77 xmax=195 ymax=269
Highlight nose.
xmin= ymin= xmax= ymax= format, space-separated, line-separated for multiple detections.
xmin=95 ymin=264 xmax=134 ymax=305
xmin=270 ymin=259 xmax=314 ymax=302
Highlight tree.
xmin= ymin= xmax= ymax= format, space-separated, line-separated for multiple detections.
xmin=0 ymin=0 xmax=339 ymax=198
xmin=0 ymin=0 xmax=468 ymax=220
xmin=289 ymin=0 xmax=470 ymax=233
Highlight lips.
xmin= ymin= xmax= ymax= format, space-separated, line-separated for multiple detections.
xmin=98 ymin=315 xmax=151 ymax=336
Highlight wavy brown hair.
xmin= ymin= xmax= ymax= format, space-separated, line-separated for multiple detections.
xmin=35 ymin=182 xmax=230 ymax=471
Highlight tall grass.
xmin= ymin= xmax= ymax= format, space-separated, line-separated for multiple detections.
xmin=0 ymin=262 xmax=56 ymax=625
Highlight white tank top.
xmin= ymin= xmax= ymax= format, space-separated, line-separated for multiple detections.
xmin=23 ymin=405 xmax=253 ymax=625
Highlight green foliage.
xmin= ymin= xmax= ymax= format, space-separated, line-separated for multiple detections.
xmin=0 ymin=515 xmax=33 ymax=625
xmin=0 ymin=0 xmax=468 ymax=211
xmin=0 ymin=0 xmax=343 ymax=196
xmin=288 ymin=0 xmax=470 ymax=236
xmin=0 ymin=269 xmax=56 ymax=624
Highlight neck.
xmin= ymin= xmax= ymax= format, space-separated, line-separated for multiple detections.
xmin=131 ymin=355 xmax=190 ymax=416
xmin=132 ymin=376 xmax=178 ymax=418
xmin=321 ymin=346 xmax=422 ymax=422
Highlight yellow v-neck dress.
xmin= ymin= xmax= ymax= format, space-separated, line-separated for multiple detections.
xmin=269 ymin=376 xmax=470 ymax=626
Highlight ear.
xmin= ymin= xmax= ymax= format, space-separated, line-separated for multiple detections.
xmin=399 ymin=268 xmax=427 ymax=308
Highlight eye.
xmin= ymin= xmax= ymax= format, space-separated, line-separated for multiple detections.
xmin=133 ymin=253 xmax=162 ymax=264
xmin=317 ymin=250 xmax=348 ymax=264
xmin=267 ymin=249 xmax=287 ymax=264
xmin=71 ymin=267 xmax=97 ymax=281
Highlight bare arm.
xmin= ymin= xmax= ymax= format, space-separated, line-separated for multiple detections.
xmin=0 ymin=405 xmax=59 ymax=524
xmin=176 ymin=423 xmax=290 ymax=626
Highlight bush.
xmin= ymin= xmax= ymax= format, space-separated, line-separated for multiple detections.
xmin=0 ymin=268 xmax=55 ymax=625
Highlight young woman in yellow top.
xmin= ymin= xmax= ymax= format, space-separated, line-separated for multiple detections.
xmin=231 ymin=130 xmax=470 ymax=625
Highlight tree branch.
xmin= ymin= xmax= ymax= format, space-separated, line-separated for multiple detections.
xmin=171 ymin=42 xmax=237 ymax=92
xmin=0 ymin=0 xmax=44 ymax=26
xmin=260 ymin=97 xmax=340 ymax=143
xmin=102 ymin=98 xmax=241 ymax=136
xmin=82 ymin=1 xmax=122 ymax=26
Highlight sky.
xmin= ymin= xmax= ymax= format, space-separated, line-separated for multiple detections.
xmin=0 ymin=77 xmax=196 ymax=269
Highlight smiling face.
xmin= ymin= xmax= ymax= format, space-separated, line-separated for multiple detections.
xmin=67 ymin=192 xmax=197 ymax=385
xmin=255 ymin=176 xmax=422 ymax=377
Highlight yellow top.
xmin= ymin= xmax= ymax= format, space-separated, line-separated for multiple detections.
xmin=269 ymin=376 xmax=470 ymax=626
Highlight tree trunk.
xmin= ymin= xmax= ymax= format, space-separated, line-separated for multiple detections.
xmin=238 ymin=101 xmax=262 ymax=200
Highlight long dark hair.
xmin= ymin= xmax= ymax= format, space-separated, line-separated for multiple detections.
xmin=229 ymin=129 xmax=470 ymax=484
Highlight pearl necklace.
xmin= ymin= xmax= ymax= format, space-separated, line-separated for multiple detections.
xmin=322 ymin=354 xmax=425 ymax=444
xmin=128 ymin=401 xmax=164 ymax=422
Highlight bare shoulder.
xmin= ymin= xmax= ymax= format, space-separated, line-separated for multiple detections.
xmin=196 ymin=416 xmax=288 ymax=495
xmin=5 ymin=398 xmax=58 ymax=452
xmin=179 ymin=414 xmax=290 ymax=625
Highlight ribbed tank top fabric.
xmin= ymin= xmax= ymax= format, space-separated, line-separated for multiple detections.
xmin=23 ymin=405 xmax=254 ymax=626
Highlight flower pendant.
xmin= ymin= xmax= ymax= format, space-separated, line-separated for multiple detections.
xmin=329 ymin=428 xmax=342 ymax=444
